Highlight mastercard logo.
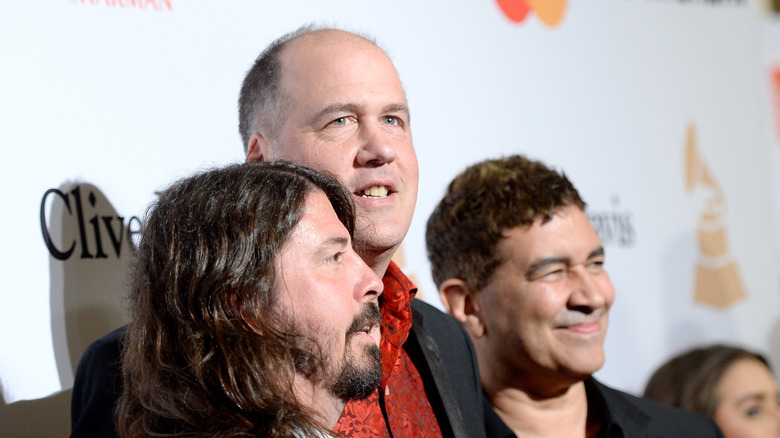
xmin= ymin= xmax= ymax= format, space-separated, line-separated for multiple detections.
xmin=496 ymin=0 xmax=567 ymax=27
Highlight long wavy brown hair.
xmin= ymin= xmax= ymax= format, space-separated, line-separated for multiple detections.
xmin=116 ymin=161 xmax=355 ymax=437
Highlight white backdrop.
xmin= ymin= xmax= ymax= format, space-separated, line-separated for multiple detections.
xmin=2 ymin=1 xmax=780 ymax=436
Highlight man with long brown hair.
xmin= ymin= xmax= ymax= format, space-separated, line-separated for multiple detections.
xmin=117 ymin=161 xmax=383 ymax=437
xmin=73 ymin=25 xmax=486 ymax=438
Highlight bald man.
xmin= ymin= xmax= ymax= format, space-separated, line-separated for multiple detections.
xmin=71 ymin=26 xmax=486 ymax=438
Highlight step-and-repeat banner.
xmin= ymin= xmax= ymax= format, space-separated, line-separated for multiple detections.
xmin=2 ymin=1 xmax=780 ymax=435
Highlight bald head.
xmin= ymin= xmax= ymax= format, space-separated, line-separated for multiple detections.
xmin=238 ymin=27 xmax=387 ymax=153
xmin=287 ymin=28 xmax=378 ymax=53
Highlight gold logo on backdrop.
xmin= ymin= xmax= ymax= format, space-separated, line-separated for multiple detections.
xmin=685 ymin=124 xmax=746 ymax=307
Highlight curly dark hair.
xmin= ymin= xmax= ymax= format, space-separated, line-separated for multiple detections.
xmin=117 ymin=161 xmax=355 ymax=438
xmin=643 ymin=344 xmax=772 ymax=417
xmin=426 ymin=154 xmax=585 ymax=290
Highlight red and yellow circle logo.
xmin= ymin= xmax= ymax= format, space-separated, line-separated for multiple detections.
xmin=496 ymin=0 xmax=567 ymax=27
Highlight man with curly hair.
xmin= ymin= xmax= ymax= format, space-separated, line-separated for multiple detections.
xmin=426 ymin=155 xmax=725 ymax=438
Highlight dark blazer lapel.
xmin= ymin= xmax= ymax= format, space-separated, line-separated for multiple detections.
xmin=407 ymin=309 xmax=471 ymax=438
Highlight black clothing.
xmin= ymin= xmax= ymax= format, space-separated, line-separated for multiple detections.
xmin=70 ymin=302 xmax=488 ymax=438
xmin=481 ymin=377 xmax=724 ymax=438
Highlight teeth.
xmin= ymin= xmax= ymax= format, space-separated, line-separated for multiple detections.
xmin=362 ymin=185 xmax=388 ymax=198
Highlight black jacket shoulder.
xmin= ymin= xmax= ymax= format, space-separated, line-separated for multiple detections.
xmin=70 ymin=325 xmax=126 ymax=438
xmin=592 ymin=379 xmax=724 ymax=438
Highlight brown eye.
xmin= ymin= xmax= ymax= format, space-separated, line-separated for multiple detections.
xmin=328 ymin=251 xmax=344 ymax=263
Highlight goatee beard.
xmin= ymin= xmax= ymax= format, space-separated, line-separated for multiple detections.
xmin=329 ymin=302 xmax=382 ymax=400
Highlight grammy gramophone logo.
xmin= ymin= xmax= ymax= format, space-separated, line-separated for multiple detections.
xmin=685 ymin=124 xmax=746 ymax=308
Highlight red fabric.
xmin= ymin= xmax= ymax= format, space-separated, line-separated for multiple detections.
xmin=333 ymin=262 xmax=443 ymax=437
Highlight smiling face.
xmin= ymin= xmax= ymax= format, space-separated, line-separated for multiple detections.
xmin=247 ymin=30 xmax=419 ymax=271
xmin=714 ymin=358 xmax=780 ymax=438
xmin=475 ymin=206 xmax=615 ymax=395
xmin=275 ymin=190 xmax=384 ymax=400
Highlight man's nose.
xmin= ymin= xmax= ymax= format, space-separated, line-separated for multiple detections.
xmin=568 ymin=269 xmax=609 ymax=310
xmin=355 ymin=122 xmax=397 ymax=167
xmin=354 ymin=255 xmax=384 ymax=303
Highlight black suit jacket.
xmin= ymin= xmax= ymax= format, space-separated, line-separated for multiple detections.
xmin=409 ymin=299 xmax=487 ymax=438
xmin=71 ymin=303 xmax=488 ymax=438
xmin=483 ymin=377 xmax=724 ymax=438
xmin=70 ymin=326 xmax=124 ymax=438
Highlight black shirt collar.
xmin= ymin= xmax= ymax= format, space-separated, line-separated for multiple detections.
xmin=481 ymin=377 xmax=625 ymax=438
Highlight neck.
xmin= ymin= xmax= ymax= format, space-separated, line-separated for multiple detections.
xmin=359 ymin=246 xmax=396 ymax=278
xmin=293 ymin=376 xmax=345 ymax=430
xmin=487 ymin=380 xmax=599 ymax=438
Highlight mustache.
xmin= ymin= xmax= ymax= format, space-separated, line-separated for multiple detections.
xmin=346 ymin=302 xmax=382 ymax=339
xmin=554 ymin=307 xmax=607 ymax=327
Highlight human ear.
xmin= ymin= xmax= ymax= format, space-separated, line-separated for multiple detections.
xmin=439 ymin=278 xmax=485 ymax=338
xmin=245 ymin=132 xmax=271 ymax=163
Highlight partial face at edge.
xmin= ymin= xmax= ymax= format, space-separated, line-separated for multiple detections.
xmin=476 ymin=206 xmax=615 ymax=390
xmin=274 ymin=190 xmax=384 ymax=399
xmin=256 ymin=30 xmax=419 ymax=258
xmin=714 ymin=358 xmax=780 ymax=438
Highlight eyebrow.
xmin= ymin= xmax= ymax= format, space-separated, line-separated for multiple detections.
xmin=383 ymin=103 xmax=411 ymax=119
xmin=525 ymin=246 xmax=605 ymax=279
xmin=316 ymin=236 xmax=350 ymax=256
xmin=734 ymin=392 xmax=769 ymax=407
xmin=590 ymin=247 xmax=606 ymax=259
